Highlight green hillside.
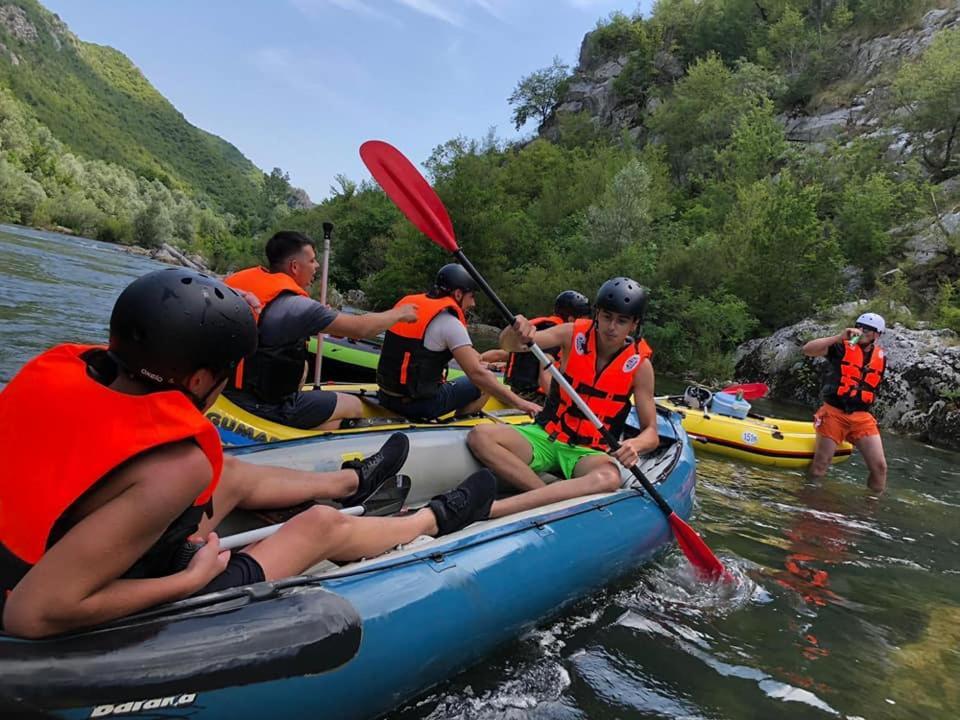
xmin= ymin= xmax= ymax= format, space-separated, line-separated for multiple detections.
xmin=0 ymin=0 xmax=261 ymax=218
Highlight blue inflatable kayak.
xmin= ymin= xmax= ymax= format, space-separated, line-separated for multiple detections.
xmin=0 ymin=411 xmax=696 ymax=719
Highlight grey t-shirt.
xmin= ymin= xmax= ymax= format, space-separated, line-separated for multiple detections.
xmin=423 ymin=311 xmax=472 ymax=353
xmin=258 ymin=294 xmax=339 ymax=346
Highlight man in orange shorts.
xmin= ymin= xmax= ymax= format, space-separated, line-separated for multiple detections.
xmin=803 ymin=312 xmax=888 ymax=492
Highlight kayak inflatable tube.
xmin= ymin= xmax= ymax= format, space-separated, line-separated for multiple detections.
xmin=0 ymin=412 xmax=696 ymax=720
xmin=207 ymin=382 xmax=526 ymax=446
xmin=657 ymin=396 xmax=852 ymax=468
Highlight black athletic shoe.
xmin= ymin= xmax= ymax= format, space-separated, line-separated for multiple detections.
xmin=339 ymin=432 xmax=410 ymax=506
xmin=428 ymin=469 xmax=496 ymax=536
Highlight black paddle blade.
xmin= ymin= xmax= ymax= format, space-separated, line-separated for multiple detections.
xmin=361 ymin=474 xmax=412 ymax=516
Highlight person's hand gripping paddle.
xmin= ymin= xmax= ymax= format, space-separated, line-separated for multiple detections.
xmin=360 ymin=140 xmax=727 ymax=581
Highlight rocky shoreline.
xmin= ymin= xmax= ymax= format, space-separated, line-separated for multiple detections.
xmin=735 ymin=301 xmax=960 ymax=451
xmin=118 ymin=242 xmax=210 ymax=273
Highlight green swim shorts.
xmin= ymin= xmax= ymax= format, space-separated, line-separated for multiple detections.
xmin=514 ymin=423 xmax=605 ymax=480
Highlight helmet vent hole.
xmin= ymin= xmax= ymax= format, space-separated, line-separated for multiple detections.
xmin=180 ymin=277 xmax=192 ymax=285
xmin=214 ymin=288 xmax=224 ymax=299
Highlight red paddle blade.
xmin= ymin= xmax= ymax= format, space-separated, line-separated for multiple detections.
xmin=667 ymin=513 xmax=728 ymax=581
xmin=360 ymin=140 xmax=458 ymax=252
xmin=721 ymin=382 xmax=769 ymax=400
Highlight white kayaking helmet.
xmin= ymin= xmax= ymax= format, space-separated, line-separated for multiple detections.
xmin=855 ymin=312 xmax=886 ymax=334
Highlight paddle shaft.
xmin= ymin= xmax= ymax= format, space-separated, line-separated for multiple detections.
xmin=222 ymin=504 xmax=362 ymax=551
xmin=313 ymin=222 xmax=334 ymax=385
xmin=359 ymin=139 xmax=725 ymax=579
xmin=453 ymin=251 xmax=675 ymax=518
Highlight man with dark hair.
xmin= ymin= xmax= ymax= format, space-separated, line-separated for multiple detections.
xmin=502 ymin=290 xmax=591 ymax=400
xmin=376 ymin=263 xmax=542 ymax=422
xmin=467 ymin=278 xmax=660 ymax=514
xmin=224 ymin=231 xmax=417 ymax=429
xmin=0 ymin=269 xmax=497 ymax=639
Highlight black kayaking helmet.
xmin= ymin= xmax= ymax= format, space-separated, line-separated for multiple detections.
xmin=110 ymin=268 xmax=258 ymax=406
xmin=554 ymin=290 xmax=591 ymax=320
xmin=594 ymin=277 xmax=649 ymax=322
xmin=435 ymin=263 xmax=477 ymax=295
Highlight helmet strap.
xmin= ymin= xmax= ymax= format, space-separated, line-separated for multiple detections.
xmin=180 ymin=369 xmax=231 ymax=411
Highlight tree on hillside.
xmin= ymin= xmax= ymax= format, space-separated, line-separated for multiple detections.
xmin=508 ymin=57 xmax=570 ymax=131
xmin=649 ymin=54 xmax=785 ymax=186
xmin=719 ymin=172 xmax=843 ymax=328
xmin=583 ymin=157 xmax=672 ymax=277
xmin=894 ymin=29 xmax=960 ymax=180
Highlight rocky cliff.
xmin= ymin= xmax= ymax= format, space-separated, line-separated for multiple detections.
xmin=543 ymin=5 xmax=960 ymax=155
xmin=734 ymin=301 xmax=960 ymax=450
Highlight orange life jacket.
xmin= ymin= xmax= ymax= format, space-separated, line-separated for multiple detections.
xmin=826 ymin=342 xmax=886 ymax=412
xmin=505 ymin=315 xmax=563 ymax=395
xmin=539 ymin=318 xmax=652 ymax=451
xmin=0 ymin=345 xmax=222 ymax=596
xmin=377 ymin=293 xmax=467 ymax=400
xmin=224 ymin=267 xmax=310 ymax=402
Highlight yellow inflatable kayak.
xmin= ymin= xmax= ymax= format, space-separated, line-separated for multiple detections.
xmin=656 ymin=394 xmax=852 ymax=468
xmin=207 ymin=383 xmax=531 ymax=445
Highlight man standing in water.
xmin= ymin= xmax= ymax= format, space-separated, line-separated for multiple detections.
xmin=803 ymin=312 xmax=888 ymax=492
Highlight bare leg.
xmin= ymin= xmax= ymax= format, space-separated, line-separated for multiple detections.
xmin=459 ymin=392 xmax=489 ymax=416
xmin=855 ymin=434 xmax=887 ymax=493
xmin=243 ymin=505 xmax=440 ymax=579
xmin=314 ymin=393 xmax=364 ymax=431
xmin=489 ymin=454 xmax=621 ymax=518
xmin=467 ymin=424 xmax=543 ymax=491
xmin=198 ymin=456 xmax=360 ymax=532
xmin=809 ymin=434 xmax=837 ymax=481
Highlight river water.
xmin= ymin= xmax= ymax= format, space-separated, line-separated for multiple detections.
xmin=1 ymin=226 xmax=958 ymax=719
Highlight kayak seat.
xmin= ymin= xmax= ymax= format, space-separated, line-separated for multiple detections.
xmin=682 ymin=385 xmax=713 ymax=411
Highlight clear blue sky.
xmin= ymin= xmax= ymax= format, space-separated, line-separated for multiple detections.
xmin=42 ymin=0 xmax=651 ymax=203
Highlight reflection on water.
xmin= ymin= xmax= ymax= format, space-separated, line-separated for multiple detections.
xmin=2 ymin=224 xmax=958 ymax=720
xmin=393 ymin=403 xmax=959 ymax=719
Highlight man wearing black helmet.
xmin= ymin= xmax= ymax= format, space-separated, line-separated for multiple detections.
xmin=224 ymin=231 xmax=418 ymax=430
xmin=0 ymin=269 xmax=496 ymax=639
xmin=502 ymin=290 xmax=592 ymax=400
xmin=467 ymin=278 xmax=660 ymax=515
xmin=376 ymin=263 xmax=542 ymax=421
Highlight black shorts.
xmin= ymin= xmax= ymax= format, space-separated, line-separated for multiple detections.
xmin=225 ymin=388 xmax=340 ymax=429
xmin=378 ymin=377 xmax=482 ymax=421
xmin=195 ymin=552 xmax=266 ymax=595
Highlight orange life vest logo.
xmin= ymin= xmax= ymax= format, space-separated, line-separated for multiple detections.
xmin=574 ymin=332 xmax=588 ymax=355
xmin=622 ymin=353 xmax=641 ymax=373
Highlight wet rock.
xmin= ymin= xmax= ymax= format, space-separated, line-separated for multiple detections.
xmin=344 ymin=288 xmax=367 ymax=309
xmin=149 ymin=243 xmax=208 ymax=272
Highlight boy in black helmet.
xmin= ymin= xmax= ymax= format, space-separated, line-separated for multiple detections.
xmin=376 ymin=263 xmax=541 ymax=421
xmin=467 ymin=278 xmax=659 ymax=516
xmin=501 ymin=290 xmax=591 ymax=400
xmin=0 ymin=269 xmax=496 ymax=638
